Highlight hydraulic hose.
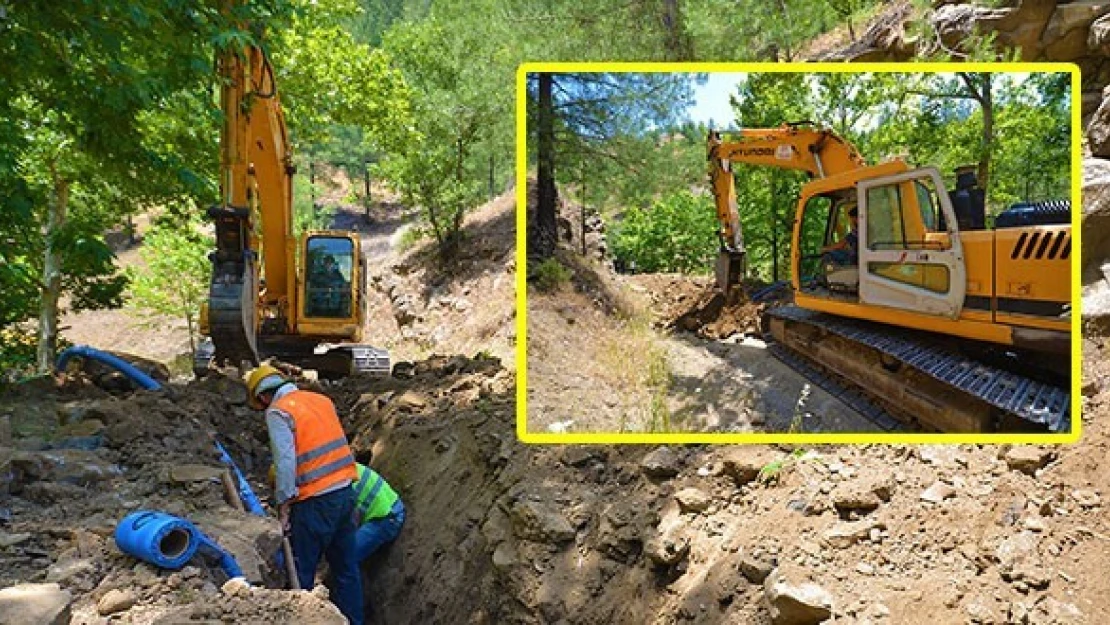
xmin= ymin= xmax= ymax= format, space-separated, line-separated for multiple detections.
xmin=55 ymin=345 xmax=162 ymax=391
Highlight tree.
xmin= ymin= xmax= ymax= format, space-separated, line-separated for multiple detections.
xmin=379 ymin=16 xmax=507 ymax=255
xmin=0 ymin=1 xmax=284 ymax=373
xmin=526 ymin=72 xmax=694 ymax=261
xmin=126 ymin=214 xmax=213 ymax=357
xmin=610 ymin=191 xmax=718 ymax=273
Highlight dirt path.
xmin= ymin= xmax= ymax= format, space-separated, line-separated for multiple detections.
xmin=661 ymin=332 xmax=874 ymax=432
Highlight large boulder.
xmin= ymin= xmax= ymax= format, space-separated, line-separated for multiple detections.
xmin=0 ymin=583 xmax=72 ymax=625
xmin=763 ymin=565 xmax=835 ymax=625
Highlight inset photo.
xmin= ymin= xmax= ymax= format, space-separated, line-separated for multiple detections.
xmin=517 ymin=63 xmax=1079 ymax=443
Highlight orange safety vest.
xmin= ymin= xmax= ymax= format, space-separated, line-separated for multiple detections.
xmin=271 ymin=390 xmax=356 ymax=502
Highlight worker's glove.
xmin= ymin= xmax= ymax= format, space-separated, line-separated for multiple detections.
xmin=278 ymin=501 xmax=292 ymax=533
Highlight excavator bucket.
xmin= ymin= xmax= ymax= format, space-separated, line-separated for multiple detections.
xmin=715 ymin=249 xmax=745 ymax=292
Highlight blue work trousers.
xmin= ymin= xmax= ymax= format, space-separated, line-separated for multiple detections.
xmin=354 ymin=499 xmax=405 ymax=562
xmin=289 ymin=487 xmax=364 ymax=625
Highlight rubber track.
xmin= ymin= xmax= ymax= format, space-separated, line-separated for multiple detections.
xmin=766 ymin=306 xmax=1070 ymax=432
xmin=765 ymin=341 xmax=908 ymax=432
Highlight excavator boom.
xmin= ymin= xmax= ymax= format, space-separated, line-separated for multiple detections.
xmin=706 ymin=123 xmax=866 ymax=290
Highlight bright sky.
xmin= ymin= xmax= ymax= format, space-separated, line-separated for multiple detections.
xmin=686 ymin=73 xmax=745 ymax=129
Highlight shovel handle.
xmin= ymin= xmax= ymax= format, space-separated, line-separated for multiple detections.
xmin=282 ymin=535 xmax=301 ymax=590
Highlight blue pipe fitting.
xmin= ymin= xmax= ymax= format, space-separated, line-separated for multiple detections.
xmin=114 ymin=510 xmax=245 ymax=579
xmin=114 ymin=510 xmax=199 ymax=569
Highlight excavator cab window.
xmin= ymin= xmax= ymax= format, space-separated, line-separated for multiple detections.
xmin=798 ymin=194 xmax=834 ymax=283
xmin=863 ymin=178 xmax=951 ymax=293
xmin=304 ymin=236 xmax=354 ymax=318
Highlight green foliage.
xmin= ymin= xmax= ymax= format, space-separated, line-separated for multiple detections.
xmin=378 ymin=17 xmax=502 ymax=252
xmin=0 ymin=327 xmax=42 ymax=381
xmin=125 ymin=213 xmax=213 ymax=355
xmin=610 ymin=192 xmax=718 ymax=275
xmin=532 ymin=259 xmax=573 ymax=293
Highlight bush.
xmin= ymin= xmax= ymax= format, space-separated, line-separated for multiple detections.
xmin=610 ymin=191 xmax=718 ymax=274
xmin=532 ymin=258 xmax=572 ymax=292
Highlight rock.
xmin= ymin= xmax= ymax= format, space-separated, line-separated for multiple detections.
xmin=1083 ymin=158 xmax=1110 ymax=290
xmin=918 ymin=445 xmax=962 ymax=466
xmin=45 ymin=558 xmax=95 ymax=584
xmin=644 ymin=509 xmax=691 ymax=566
xmin=1030 ymin=597 xmax=1084 ymax=623
xmin=640 ymin=446 xmax=680 ymax=479
xmin=491 ymin=541 xmax=518 ymax=571
xmin=392 ymin=390 xmax=430 ymax=412
xmin=560 ymin=446 xmax=605 ymax=468
xmin=830 ymin=475 xmax=893 ymax=513
xmin=763 ymin=565 xmax=834 ymax=625
xmin=0 ymin=583 xmax=72 ymax=625
xmin=674 ymin=487 xmax=712 ymax=513
xmin=168 ymin=464 xmax=225 ymax=484
xmin=188 ymin=512 xmax=283 ymax=584
xmin=597 ymin=502 xmax=646 ymax=562
xmin=719 ymin=447 xmax=778 ymax=485
xmin=1022 ymin=516 xmax=1048 ymax=532
xmin=997 ymin=531 xmax=1051 ymax=588
xmin=1071 ymin=489 xmax=1101 ymax=508
xmin=452 ymin=298 xmax=472 ymax=312
xmin=97 ymin=588 xmax=137 ymax=616
xmin=1001 ymin=446 xmax=1053 ymax=475
xmin=392 ymin=294 xmax=419 ymax=326
xmin=1043 ymin=0 xmax=1110 ymax=42
xmin=1090 ymin=13 xmax=1110 ymax=52
xmin=965 ymin=594 xmax=1004 ymax=624
xmin=54 ymin=418 xmax=105 ymax=439
xmin=823 ymin=518 xmax=884 ymax=549
xmin=739 ymin=552 xmax=775 ymax=583
xmin=920 ymin=481 xmax=956 ymax=504
xmin=855 ymin=562 xmax=874 ymax=575
xmin=0 ymin=530 xmax=31 ymax=548
xmin=10 ymin=449 xmax=122 ymax=485
xmin=221 ymin=577 xmax=252 ymax=597
xmin=509 ymin=500 xmax=575 ymax=544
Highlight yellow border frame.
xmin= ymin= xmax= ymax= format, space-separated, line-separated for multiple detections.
xmin=515 ymin=61 xmax=1082 ymax=445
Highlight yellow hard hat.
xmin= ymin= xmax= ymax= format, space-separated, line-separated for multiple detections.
xmin=245 ymin=364 xmax=285 ymax=409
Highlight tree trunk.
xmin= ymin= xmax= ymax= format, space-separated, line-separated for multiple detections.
xmin=37 ymin=168 xmax=69 ymax=374
xmin=535 ymin=73 xmax=558 ymax=259
xmin=662 ymin=0 xmax=693 ymax=60
xmin=978 ymin=73 xmax=993 ymax=199
xmin=364 ymin=164 xmax=371 ymax=221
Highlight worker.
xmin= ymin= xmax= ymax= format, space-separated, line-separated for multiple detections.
xmin=351 ymin=449 xmax=405 ymax=562
xmin=314 ymin=254 xmax=346 ymax=289
xmin=822 ymin=206 xmax=859 ymax=266
xmin=266 ymin=449 xmax=404 ymax=562
xmin=246 ymin=364 xmax=363 ymax=625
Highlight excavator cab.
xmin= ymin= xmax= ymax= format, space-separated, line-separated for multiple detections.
xmin=796 ymin=191 xmax=858 ymax=294
xmin=297 ymin=232 xmax=362 ymax=340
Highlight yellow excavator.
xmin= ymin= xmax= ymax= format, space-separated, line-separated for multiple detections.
xmin=707 ymin=122 xmax=1071 ymax=433
xmin=195 ymin=20 xmax=389 ymax=379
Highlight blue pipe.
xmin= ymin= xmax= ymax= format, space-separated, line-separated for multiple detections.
xmin=214 ymin=440 xmax=266 ymax=517
xmin=114 ymin=510 xmax=244 ymax=579
xmin=55 ymin=345 xmax=162 ymax=391
xmin=196 ymin=530 xmax=245 ymax=579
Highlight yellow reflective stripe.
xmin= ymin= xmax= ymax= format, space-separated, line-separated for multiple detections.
xmin=296 ymin=437 xmax=346 ymax=464
xmin=295 ymin=454 xmax=354 ymax=486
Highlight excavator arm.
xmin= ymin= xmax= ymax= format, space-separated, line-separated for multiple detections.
xmin=706 ymin=123 xmax=866 ymax=289
xmin=207 ymin=22 xmax=297 ymax=368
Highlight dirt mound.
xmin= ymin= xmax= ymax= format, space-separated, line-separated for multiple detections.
xmin=629 ymin=274 xmax=766 ymax=340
